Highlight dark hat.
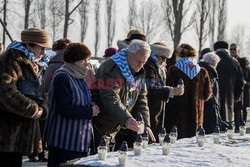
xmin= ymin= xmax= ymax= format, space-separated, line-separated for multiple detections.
xmin=103 ymin=47 xmax=118 ymax=58
xmin=175 ymin=43 xmax=196 ymax=58
xmin=63 ymin=43 xmax=91 ymax=63
xmin=150 ymin=42 xmax=172 ymax=58
xmin=200 ymin=48 xmax=212 ymax=59
xmin=21 ymin=27 xmax=49 ymax=48
xmin=214 ymin=41 xmax=228 ymax=50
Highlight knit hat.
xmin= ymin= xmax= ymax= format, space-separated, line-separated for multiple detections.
xmin=213 ymin=41 xmax=228 ymax=51
xmin=175 ymin=43 xmax=197 ymax=58
xmin=63 ymin=43 xmax=91 ymax=63
xmin=103 ymin=47 xmax=118 ymax=58
xmin=21 ymin=27 xmax=50 ymax=48
xmin=150 ymin=42 xmax=172 ymax=58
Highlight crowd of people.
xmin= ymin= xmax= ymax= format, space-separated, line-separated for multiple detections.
xmin=0 ymin=27 xmax=249 ymax=167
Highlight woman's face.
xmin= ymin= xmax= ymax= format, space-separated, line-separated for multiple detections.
xmin=27 ymin=44 xmax=45 ymax=60
xmin=74 ymin=58 xmax=90 ymax=69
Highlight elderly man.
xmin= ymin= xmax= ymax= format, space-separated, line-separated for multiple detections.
xmin=91 ymin=40 xmax=156 ymax=152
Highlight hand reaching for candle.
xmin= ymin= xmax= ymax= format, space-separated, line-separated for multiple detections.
xmin=125 ymin=117 xmax=140 ymax=132
xmin=145 ymin=127 xmax=156 ymax=142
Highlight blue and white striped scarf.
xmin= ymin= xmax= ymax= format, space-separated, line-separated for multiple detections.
xmin=175 ymin=58 xmax=200 ymax=79
xmin=151 ymin=52 xmax=159 ymax=64
xmin=6 ymin=41 xmax=48 ymax=70
xmin=111 ymin=49 xmax=136 ymax=89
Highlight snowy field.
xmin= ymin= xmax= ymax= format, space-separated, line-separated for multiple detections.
xmin=72 ymin=133 xmax=250 ymax=167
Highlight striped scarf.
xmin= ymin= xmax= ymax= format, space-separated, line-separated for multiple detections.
xmin=111 ymin=49 xmax=136 ymax=89
xmin=6 ymin=41 xmax=48 ymax=70
xmin=175 ymin=58 xmax=200 ymax=79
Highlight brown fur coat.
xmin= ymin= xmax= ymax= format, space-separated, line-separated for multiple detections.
xmin=0 ymin=48 xmax=48 ymax=154
xmin=165 ymin=66 xmax=212 ymax=139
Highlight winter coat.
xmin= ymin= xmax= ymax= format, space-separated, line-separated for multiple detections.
xmin=43 ymin=50 xmax=64 ymax=93
xmin=0 ymin=48 xmax=48 ymax=154
xmin=164 ymin=65 xmax=212 ymax=139
xmin=144 ymin=57 xmax=172 ymax=138
xmin=199 ymin=61 xmax=221 ymax=134
xmin=91 ymin=58 xmax=150 ymax=142
xmin=216 ymin=50 xmax=244 ymax=123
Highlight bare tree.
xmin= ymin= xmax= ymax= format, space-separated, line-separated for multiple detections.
xmin=49 ymin=0 xmax=64 ymax=41
xmin=94 ymin=0 xmax=101 ymax=57
xmin=105 ymin=0 xmax=116 ymax=47
xmin=137 ymin=1 xmax=163 ymax=43
xmin=161 ymin=0 xmax=196 ymax=48
xmin=208 ymin=0 xmax=217 ymax=47
xmin=78 ymin=0 xmax=90 ymax=42
xmin=217 ymin=0 xmax=227 ymax=41
xmin=24 ymin=0 xmax=34 ymax=29
xmin=195 ymin=0 xmax=211 ymax=55
xmin=127 ymin=0 xmax=137 ymax=30
xmin=63 ymin=0 xmax=84 ymax=38
xmin=36 ymin=0 xmax=46 ymax=29
xmin=2 ymin=0 xmax=7 ymax=45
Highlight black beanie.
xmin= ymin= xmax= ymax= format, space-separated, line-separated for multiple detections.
xmin=214 ymin=41 xmax=228 ymax=50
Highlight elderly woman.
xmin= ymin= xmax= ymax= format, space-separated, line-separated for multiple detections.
xmin=44 ymin=43 xmax=100 ymax=167
xmin=144 ymin=42 xmax=184 ymax=140
xmin=164 ymin=43 xmax=212 ymax=139
xmin=199 ymin=52 xmax=223 ymax=134
xmin=0 ymin=27 xmax=49 ymax=166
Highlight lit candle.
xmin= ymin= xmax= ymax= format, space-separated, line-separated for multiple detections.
xmin=133 ymin=134 xmax=143 ymax=155
xmin=158 ymin=127 xmax=166 ymax=146
xmin=142 ymin=129 xmax=149 ymax=148
xmin=97 ymin=136 xmax=108 ymax=161
xmin=239 ymin=121 xmax=246 ymax=136
xmin=137 ymin=113 xmax=144 ymax=134
xmin=213 ymin=126 xmax=220 ymax=144
xmin=196 ymin=125 xmax=203 ymax=142
xmin=118 ymin=141 xmax=128 ymax=166
xmin=162 ymin=134 xmax=171 ymax=155
xmin=170 ymin=125 xmax=178 ymax=144
xmin=226 ymin=124 xmax=234 ymax=140
xmin=197 ymin=127 xmax=205 ymax=147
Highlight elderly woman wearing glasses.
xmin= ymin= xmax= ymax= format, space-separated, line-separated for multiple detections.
xmin=44 ymin=43 xmax=100 ymax=167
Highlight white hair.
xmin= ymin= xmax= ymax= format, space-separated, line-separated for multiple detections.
xmin=202 ymin=52 xmax=221 ymax=66
xmin=127 ymin=39 xmax=151 ymax=54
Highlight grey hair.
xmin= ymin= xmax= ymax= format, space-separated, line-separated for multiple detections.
xmin=202 ymin=52 xmax=221 ymax=66
xmin=127 ymin=39 xmax=151 ymax=54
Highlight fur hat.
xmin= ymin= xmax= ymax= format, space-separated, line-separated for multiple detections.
xmin=200 ymin=47 xmax=212 ymax=60
xmin=214 ymin=41 xmax=228 ymax=50
xmin=52 ymin=38 xmax=71 ymax=51
xmin=103 ymin=47 xmax=118 ymax=58
xmin=150 ymin=42 xmax=172 ymax=58
xmin=175 ymin=43 xmax=197 ymax=58
xmin=21 ymin=27 xmax=49 ymax=48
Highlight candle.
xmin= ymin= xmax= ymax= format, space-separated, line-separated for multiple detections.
xmin=136 ymin=113 xmax=144 ymax=134
xmin=170 ymin=125 xmax=178 ymax=144
xmin=142 ymin=129 xmax=149 ymax=148
xmin=158 ymin=127 xmax=166 ymax=146
xmin=97 ymin=136 xmax=108 ymax=161
xmin=134 ymin=134 xmax=143 ymax=155
xmin=213 ymin=126 xmax=220 ymax=144
xmin=118 ymin=141 xmax=128 ymax=166
xmin=239 ymin=126 xmax=246 ymax=136
xmin=162 ymin=134 xmax=171 ymax=155
xmin=197 ymin=127 xmax=205 ymax=147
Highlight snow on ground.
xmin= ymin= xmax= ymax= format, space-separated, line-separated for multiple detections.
xmin=74 ymin=133 xmax=250 ymax=167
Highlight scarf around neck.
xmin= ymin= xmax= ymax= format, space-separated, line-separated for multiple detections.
xmin=111 ymin=49 xmax=136 ymax=89
xmin=60 ymin=63 xmax=87 ymax=79
xmin=175 ymin=58 xmax=200 ymax=79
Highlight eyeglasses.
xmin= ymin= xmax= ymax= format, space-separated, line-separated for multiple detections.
xmin=230 ymin=48 xmax=236 ymax=51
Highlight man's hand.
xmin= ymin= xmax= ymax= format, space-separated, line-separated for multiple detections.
xmin=146 ymin=127 xmax=156 ymax=142
xmin=125 ymin=117 xmax=140 ymax=132
xmin=173 ymin=86 xmax=184 ymax=96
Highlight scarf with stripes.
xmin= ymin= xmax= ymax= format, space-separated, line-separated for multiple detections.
xmin=175 ymin=58 xmax=200 ymax=79
xmin=111 ymin=49 xmax=136 ymax=89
